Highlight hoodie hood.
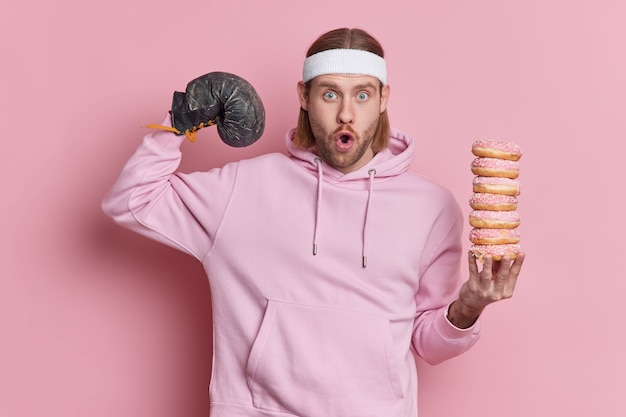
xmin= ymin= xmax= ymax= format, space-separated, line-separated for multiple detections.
xmin=285 ymin=127 xmax=416 ymax=267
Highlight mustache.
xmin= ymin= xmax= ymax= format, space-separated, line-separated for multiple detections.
xmin=333 ymin=125 xmax=356 ymax=135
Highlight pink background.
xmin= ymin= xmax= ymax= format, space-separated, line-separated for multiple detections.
xmin=1 ymin=0 xmax=624 ymax=416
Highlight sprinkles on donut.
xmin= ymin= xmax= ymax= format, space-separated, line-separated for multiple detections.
xmin=471 ymin=157 xmax=520 ymax=179
xmin=469 ymin=193 xmax=518 ymax=211
xmin=471 ymin=139 xmax=522 ymax=161
xmin=472 ymin=176 xmax=520 ymax=196
xmin=468 ymin=139 xmax=523 ymax=261
xmin=470 ymin=244 xmax=521 ymax=261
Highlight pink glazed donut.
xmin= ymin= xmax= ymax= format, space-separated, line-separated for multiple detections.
xmin=472 ymin=176 xmax=520 ymax=196
xmin=471 ymin=139 xmax=522 ymax=161
xmin=469 ymin=228 xmax=520 ymax=245
xmin=470 ymin=243 xmax=521 ymax=261
xmin=469 ymin=193 xmax=518 ymax=211
xmin=469 ymin=210 xmax=520 ymax=229
xmin=471 ymin=157 xmax=520 ymax=179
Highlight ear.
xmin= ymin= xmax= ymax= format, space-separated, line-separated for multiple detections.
xmin=379 ymin=84 xmax=390 ymax=113
xmin=297 ymin=81 xmax=309 ymax=111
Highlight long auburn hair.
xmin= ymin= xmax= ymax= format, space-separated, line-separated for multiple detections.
xmin=293 ymin=28 xmax=391 ymax=152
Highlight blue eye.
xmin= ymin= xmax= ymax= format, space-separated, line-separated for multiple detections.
xmin=324 ymin=91 xmax=337 ymax=100
xmin=357 ymin=92 xmax=369 ymax=101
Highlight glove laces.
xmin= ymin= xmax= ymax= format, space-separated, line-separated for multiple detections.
xmin=144 ymin=118 xmax=218 ymax=143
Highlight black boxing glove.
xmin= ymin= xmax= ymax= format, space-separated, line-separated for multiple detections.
xmin=148 ymin=72 xmax=265 ymax=147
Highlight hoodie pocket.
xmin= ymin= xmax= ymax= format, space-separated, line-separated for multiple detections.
xmin=246 ymin=300 xmax=404 ymax=417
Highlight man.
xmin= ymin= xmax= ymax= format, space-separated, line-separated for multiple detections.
xmin=102 ymin=27 xmax=524 ymax=417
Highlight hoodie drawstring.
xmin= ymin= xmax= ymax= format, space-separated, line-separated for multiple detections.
xmin=311 ymin=159 xmax=376 ymax=268
xmin=362 ymin=168 xmax=376 ymax=268
xmin=312 ymin=158 xmax=323 ymax=256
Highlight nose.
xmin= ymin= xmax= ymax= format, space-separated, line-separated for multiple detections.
xmin=337 ymin=99 xmax=354 ymax=124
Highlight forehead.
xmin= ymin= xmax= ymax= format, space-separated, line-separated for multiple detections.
xmin=310 ymin=74 xmax=380 ymax=91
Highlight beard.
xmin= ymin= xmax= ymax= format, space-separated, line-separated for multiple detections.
xmin=310 ymin=116 xmax=379 ymax=172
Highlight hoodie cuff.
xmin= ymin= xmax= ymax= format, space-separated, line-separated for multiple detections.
xmin=435 ymin=303 xmax=481 ymax=340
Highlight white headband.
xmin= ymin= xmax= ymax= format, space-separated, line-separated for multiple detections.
xmin=302 ymin=49 xmax=387 ymax=85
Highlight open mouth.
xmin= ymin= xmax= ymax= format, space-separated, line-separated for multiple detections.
xmin=334 ymin=132 xmax=355 ymax=151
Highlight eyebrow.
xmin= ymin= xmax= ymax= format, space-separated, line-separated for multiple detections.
xmin=317 ymin=81 xmax=378 ymax=91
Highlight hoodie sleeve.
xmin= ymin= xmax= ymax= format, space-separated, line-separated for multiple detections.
xmin=411 ymin=192 xmax=481 ymax=365
xmin=101 ymin=114 xmax=238 ymax=261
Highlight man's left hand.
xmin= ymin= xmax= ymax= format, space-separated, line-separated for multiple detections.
xmin=447 ymin=251 xmax=526 ymax=329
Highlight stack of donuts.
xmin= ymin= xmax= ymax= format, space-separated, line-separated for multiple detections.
xmin=469 ymin=139 xmax=522 ymax=261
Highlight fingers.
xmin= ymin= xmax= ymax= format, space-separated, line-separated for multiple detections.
xmin=495 ymin=252 xmax=525 ymax=297
xmin=492 ymin=257 xmax=511 ymax=292
xmin=495 ymin=252 xmax=525 ymax=281
xmin=468 ymin=251 xmax=480 ymax=277
xmin=510 ymin=252 xmax=526 ymax=275
xmin=503 ymin=252 xmax=525 ymax=296
xmin=467 ymin=250 xmax=526 ymax=301
xmin=468 ymin=251 xmax=494 ymax=280
xmin=482 ymin=256 xmax=494 ymax=277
